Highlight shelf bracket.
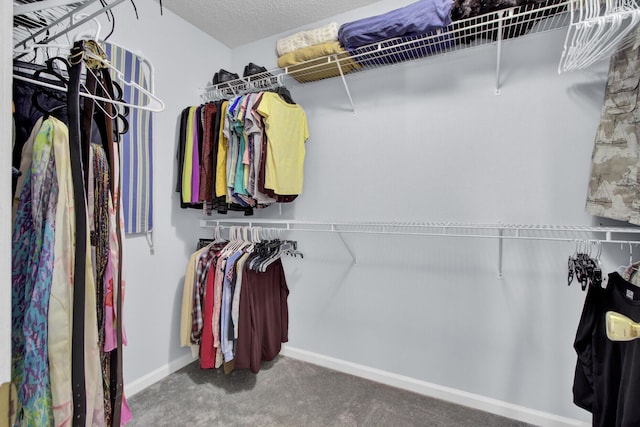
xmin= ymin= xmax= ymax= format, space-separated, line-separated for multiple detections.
xmin=334 ymin=55 xmax=357 ymax=114
xmin=495 ymin=11 xmax=505 ymax=95
xmin=498 ymin=228 xmax=504 ymax=278
xmin=335 ymin=228 xmax=357 ymax=265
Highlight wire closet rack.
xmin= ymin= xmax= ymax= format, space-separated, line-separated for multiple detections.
xmin=201 ymin=219 xmax=640 ymax=277
xmin=201 ymin=0 xmax=572 ymax=109
xmin=13 ymin=0 xmax=128 ymax=55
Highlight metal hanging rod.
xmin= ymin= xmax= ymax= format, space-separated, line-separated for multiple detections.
xmin=200 ymin=218 xmax=640 ymax=243
xmin=201 ymin=219 xmax=640 ymax=277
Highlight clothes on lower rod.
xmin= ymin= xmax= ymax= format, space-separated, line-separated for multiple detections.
xmin=180 ymin=240 xmax=290 ymax=374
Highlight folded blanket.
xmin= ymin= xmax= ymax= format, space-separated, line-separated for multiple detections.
xmin=276 ymin=22 xmax=339 ymax=57
xmin=277 ymin=41 xmax=361 ymax=83
xmin=338 ymin=0 xmax=453 ymax=51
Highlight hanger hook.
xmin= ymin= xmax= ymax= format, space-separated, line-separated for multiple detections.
xmin=72 ymin=14 xmax=102 ymax=42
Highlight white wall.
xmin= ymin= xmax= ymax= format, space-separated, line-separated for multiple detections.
xmin=1 ymin=0 xmax=13 ymax=385
xmin=7 ymin=0 xmax=624 ymax=424
xmin=89 ymin=0 xmax=231 ymax=388
xmin=229 ymin=1 xmax=617 ymax=423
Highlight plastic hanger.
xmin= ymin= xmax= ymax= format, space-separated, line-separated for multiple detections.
xmin=82 ymin=49 xmax=165 ymax=113
xmin=559 ymin=0 xmax=640 ymax=72
xmin=592 ymin=9 xmax=640 ymax=67
xmin=14 ymin=39 xmax=165 ymax=113
xmin=13 ymin=54 xmax=119 ymax=120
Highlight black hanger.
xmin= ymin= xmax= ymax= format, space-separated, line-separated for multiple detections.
xmin=568 ymin=251 xmax=602 ymax=291
xmin=31 ymin=90 xmax=65 ymax=119
xmin=16 ymin=57 xmax=69 ymax=119
xmin=274 ymin=86 xmax=295 ymax=104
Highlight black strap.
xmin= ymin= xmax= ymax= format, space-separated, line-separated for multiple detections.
xmin=68 ymin=40 xmax=88 ymax=427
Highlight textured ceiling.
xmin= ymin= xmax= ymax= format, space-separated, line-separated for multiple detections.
xmin=160 ymin=0 xmax=382 ymax=48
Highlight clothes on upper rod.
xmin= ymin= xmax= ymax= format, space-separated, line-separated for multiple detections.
xmin=11 ymin=40 xmax=131 ymax=427
xmin=176 ymin=91 xmax=310 ymax=214
xmin=180 ymin=235 xmax=293 ymax=374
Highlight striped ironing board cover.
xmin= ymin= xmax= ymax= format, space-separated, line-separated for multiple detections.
xmin=104 ymin=42 xmax=154 ymax=240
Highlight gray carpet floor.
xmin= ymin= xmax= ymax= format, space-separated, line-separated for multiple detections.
xmin=127 ymin=356 xmax=534 ymax=427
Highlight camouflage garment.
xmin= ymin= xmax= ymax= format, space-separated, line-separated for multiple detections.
xmin=586 ymin=30 xmax=640 ymax=224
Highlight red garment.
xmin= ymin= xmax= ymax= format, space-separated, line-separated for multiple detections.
xmin=199 ymin=259 xmax=218 ymax=368
xmin=234 ymin=258 xmax=289 ymax=373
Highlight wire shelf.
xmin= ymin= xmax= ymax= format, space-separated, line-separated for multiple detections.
xmin=13 ymin=0 xmax=127 ymax=56
xmin=201 ymin=0 xmax=571 ymax=102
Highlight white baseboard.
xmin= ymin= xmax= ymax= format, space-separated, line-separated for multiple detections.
xmin=281 ymin=345 xmax=590 ymax=427
xmin=125 ymin=353 xmax=196 ymax=397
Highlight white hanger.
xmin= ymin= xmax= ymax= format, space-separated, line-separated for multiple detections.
xmin=82 ymin=49 xmax=165 ymax=112
xmin=559 ymin=0 xmax=640 ymax=73
xmin=13 ymin=47 xmax=165 ymax=113
xmin=14 ymin=15 xmax=165 ymax=113
xmin=590 ymin=10 xmax=640 ymax=67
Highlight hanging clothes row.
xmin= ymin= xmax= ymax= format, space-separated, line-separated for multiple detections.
xmin=180 ymin=227 xmax=302 ymax=374
xmin=571 ymin=246 xmax=640 ymax=426
xmin=176 ymin=89 xmax=310 ymax=215
xmin=12 ymin=40 xmax=130 ymax=427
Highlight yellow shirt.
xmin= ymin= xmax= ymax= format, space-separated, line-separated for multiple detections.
xmin=215 ymin=101 xmax=229 ymax=199
xmin=257 ymin=93 xmax=309 ymax=195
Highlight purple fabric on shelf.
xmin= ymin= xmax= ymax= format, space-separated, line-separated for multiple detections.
xmin=338 ymin=0 xmax=453 ymax=51
xmin=350 ymin=31 xmax=454 ymax=67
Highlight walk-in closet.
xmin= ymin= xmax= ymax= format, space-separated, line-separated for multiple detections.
xmin=5 ymin=0 xmax=640 ymax=426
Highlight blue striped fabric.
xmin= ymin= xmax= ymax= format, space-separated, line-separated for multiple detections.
xmin=104 ymin=42 xmax=153 ymax=237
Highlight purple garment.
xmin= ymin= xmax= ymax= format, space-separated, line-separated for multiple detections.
xmin=191 ymin=106 xmax=201 ymax=203
xmin=338 ymin=0 xmax=453 ymax=51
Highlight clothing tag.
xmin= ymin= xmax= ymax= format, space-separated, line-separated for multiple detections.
xmin=626 ymin=289 xmax=635 ymax=300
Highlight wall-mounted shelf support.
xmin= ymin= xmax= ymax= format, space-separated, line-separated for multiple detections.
xmin=498 ymin=228 xmax=504 ymax=278
xmin=335 ymin=54 xmax=357 ymax=114
xmin=495 ymin=11 xmax=505 ymax=95
xmin=335 ymin=228 xmax=357 ymax=265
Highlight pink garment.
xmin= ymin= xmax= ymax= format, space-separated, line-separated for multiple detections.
xmin=120 ymin=394 xmax=132 ymax=425
xmin=104 ymin=254 xmax=116 ymax=353
xmin=103 ymin=192 xmax=128 ymax=352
